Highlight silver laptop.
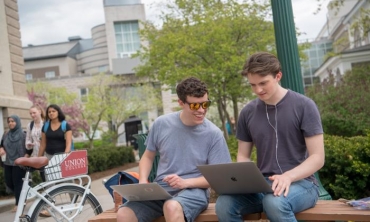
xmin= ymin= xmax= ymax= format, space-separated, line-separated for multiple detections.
xmin=111 ymin=183 xmax=172 ymax=201
xmin=197 ymin=162 xmax=273 ymax=194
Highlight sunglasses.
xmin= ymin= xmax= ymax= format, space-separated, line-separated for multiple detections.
xmin=185 ymin=100 xmax=212 ymax=110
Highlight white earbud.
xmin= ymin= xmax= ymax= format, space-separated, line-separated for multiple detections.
xmin=265 ymin=104 xmax=283 ymax=174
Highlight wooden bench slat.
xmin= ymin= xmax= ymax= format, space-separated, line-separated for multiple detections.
xmin=89 ymin=200 xmax=370 ymax=222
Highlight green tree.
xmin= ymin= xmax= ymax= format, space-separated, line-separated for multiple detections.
xmin=108 ymin=76 xmax=162 ymax=143
xmin=81 ymin=74 xmax=161 ymax=148
xmin=27 ymin=82 xmax=77 ymax=105
xmin=307 ymin=64 xmax=370 ymax=137
xmin=135 ymin=0 xmax=277 ymax=138
xmin=80 ymin=74 xmax=115 ymax=148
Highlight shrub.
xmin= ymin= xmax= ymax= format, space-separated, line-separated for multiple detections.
xmin=87 ymin=145 xmax=135 ymax=174
xmin=226 ymin=135 xmax=256 ymax=162
xmin=226 ymin=135 xmax=238 ymax=161
xmin=73 ymin=140 xmax=104 ymax=150
xmin=227 ymin=133 xmax=370 ymax=200
xmin=306 ymin=64 xmax=370 ymax=137
xmin=320 ymin=133 xmax=370 ymax=200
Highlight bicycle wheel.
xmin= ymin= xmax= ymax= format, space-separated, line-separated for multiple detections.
xmin=30 ymin=185 xmax=103 ymax=222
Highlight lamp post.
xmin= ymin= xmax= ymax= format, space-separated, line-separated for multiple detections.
xmin=270 ymin=0 xmax=332 ymax=200
xmin=271 ymin=0 xmax=304 ymax=94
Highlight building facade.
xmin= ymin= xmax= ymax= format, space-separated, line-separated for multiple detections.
xmin=0 ymin=0 xmax=32 ymax=136
xmin=300 ymin=38 xmax=333 ymax=88
xmin=22 ymin=0 xmax=179 ymax=143
xmin=314 ymin=0 xmax=370 ymax=81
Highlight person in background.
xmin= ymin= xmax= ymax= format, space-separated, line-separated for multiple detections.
xmin=0 ymin=115 xmax=31 ymax=212
xmin=38 ymin=104 xmax=72 ymax=159
xmin=25 ymin=104 xmax=46 ymax=181
xmin=117 ymin=77 xmax=232 ymax=222
xmin=215 ymin=52 xmax=325 ymax=222
xmin=226 ymin=117 xmax=235 ymax=135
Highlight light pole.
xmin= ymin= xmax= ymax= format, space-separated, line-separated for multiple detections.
xmin=271 ymin=0 xmax=304 ymax=94
xmin=270 ymin=0 xmax=332 ymax=200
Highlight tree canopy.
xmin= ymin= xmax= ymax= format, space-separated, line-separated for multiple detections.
xmin=135 ymin=0 xmax=277 ymax=137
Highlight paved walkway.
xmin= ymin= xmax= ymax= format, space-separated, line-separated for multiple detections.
xmin=0 ymin=165 xmax=139 ymax=220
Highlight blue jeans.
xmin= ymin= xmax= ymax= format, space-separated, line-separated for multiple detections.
xmin=215 ymin=178 xmax=319 ymax=222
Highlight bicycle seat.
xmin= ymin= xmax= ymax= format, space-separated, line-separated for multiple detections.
xmin=15 ymin=156 xmax=49 ymax=169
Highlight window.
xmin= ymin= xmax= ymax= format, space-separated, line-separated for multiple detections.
xmin=304 ymin=77 xmax=312 ymax=86
xmin=83 ymin=130 xmax=101 ymax=140
xmin=98 ymin=65 xmax=108 ymax=73
xmin=45 ymin=71 xmax=55 ymax=78
xmin=80 ymin=88 xmax=89 ymax=102
xmin=114 ymin=21 xmax=141 ymax=58
xmin=25 ymin=74 xmax=33 ymax=80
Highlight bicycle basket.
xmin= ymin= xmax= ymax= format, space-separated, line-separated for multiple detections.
xmin=44 ymin=150 xmax=88 ymax=181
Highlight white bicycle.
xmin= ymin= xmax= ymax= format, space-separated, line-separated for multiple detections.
xmin=13 ymin=150 xmax=103 ymax=222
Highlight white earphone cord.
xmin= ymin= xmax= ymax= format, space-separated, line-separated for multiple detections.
xmin=266 ymin=105 xmax=283 ymax=174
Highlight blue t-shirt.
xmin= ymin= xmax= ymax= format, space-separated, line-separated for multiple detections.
xmin=146 ymin=111 xmax=231 ymax=187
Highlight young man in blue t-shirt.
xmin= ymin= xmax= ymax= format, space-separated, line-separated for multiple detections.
xmin=117 ymin=77 xmax=231 ymax=222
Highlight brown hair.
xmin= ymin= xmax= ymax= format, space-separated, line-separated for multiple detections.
xmin=241 ymin=52 xmax=281 ymax=78
xmin=30 ymin=104 xmax=46 ymax=121
xmin=176 ymin=77 xmax=208 ymax=103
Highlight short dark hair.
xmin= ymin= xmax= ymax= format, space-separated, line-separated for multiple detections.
xmin=46 ymin=104 xmax=66 ymax=122
xmin=241 ymin=52 xmax=281 ymax=78
xmin=176 ymin=77 xmax=208 ymax=103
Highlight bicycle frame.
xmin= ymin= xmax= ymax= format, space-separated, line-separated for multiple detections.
xmin=14 ymin=169 xmax=92 ymax=222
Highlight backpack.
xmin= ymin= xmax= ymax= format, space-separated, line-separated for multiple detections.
xmin=30 ymin=121 xmax=35 ymax=131
xmin=104 ymin=171 xmax=139 ymax=210
xmin=43 ymin=120 xmax=74 ymax=151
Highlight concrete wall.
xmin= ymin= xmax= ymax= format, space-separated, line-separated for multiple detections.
xmin=112 ymin=57 xmax=140 ymax=75
xmin=92 ymin=24 xmax=107 ymax=47
xmin=25 ymin=57 xmax=77 ymax=77
xmin=104 ymin=3 xmax=146 ymax=71
xmin=0 ymin=0 xmax=32 ymax=134
xmin=76 ymin=46 xmax=109 ymax=74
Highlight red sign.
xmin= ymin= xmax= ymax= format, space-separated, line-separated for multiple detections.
xmin=61 ymin=150 xmax=88 ymax=178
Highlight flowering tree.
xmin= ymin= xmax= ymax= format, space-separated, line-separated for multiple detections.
xmin=27 ymin=82 xmax=85 ymax=137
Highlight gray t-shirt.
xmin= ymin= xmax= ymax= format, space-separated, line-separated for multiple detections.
xmin=146 ymin=111 xmax=231 ymax=186
xmin=237 ymin=90 xmax=323 ymax=182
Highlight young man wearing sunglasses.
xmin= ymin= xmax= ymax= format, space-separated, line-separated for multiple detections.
xmin=117 ymin=77 xmax=231 ymax=222
xmin=215 ymin=52 xmax=325 ymax=222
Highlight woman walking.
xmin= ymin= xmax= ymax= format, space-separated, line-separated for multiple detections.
xmin=0 ymin=115 xmax=31 ymax=212
xmin=25 ymin=104 xmax=46 ymax=181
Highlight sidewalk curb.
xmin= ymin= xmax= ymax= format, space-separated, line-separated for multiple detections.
xmin=0 ymin=198 xmax=14 ymax=214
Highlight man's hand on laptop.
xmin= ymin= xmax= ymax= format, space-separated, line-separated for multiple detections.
xmin=268 ymin=174 xmax=292 ymax=197
xmin=163 ymin=174 xmax=188 ymax=189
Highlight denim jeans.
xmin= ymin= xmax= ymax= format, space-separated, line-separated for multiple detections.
xmin=215 ymin=178 xmax=319 ymax=222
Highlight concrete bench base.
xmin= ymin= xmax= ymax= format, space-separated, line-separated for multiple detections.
xmin=88 ymin=200 xmax=370 ymax=222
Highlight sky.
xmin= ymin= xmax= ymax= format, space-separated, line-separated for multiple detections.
xmin=17 ymin=0 xmax=330 ymax=47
